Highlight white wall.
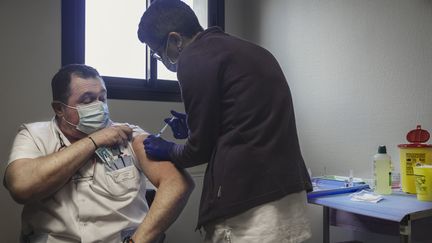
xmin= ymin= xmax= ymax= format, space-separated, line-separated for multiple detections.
xmin=227 ymin=0 xmax=432 ymax=242
xmin=1 ymin=1 xmax=58 ymax=241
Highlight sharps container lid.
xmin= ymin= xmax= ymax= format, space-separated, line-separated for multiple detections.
xmin=398 ymin=125 xmax=432 ymax=148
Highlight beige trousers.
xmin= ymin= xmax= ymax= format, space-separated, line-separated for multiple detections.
xmin=203 ymin=191 xmax=311 ymax=243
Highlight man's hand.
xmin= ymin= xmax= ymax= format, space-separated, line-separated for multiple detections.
xmin=165 ymin=110 xmax=189 ymax=139
xmin=90 ymin=125 xmax=133 ymax=148
xmin=143 ymin=135 xmax=175 ymax=161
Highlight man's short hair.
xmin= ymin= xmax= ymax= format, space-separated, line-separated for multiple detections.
xmin=51 ymin=64 xmax=101 ymax=104
xmin=137 ymin=0 xmax=203 ymax=48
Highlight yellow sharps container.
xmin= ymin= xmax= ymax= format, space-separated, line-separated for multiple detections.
xmin=398 ymin=125 xmax=432 ymax=194
xmin=413 ymin=165 xmax=432 ymax=201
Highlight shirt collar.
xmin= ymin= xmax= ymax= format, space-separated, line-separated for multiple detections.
xmin=194 ymin=26 xmax=224 ymax=41
xmin=51 ymin=117 xmax=72 ymax=147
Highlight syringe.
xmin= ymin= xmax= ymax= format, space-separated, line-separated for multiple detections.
xmin=155 ymin=117 xmax=175 ymax=137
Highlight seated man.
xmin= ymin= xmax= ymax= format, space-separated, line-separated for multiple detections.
xmin=3 ymin=64 xmax=194 ymax=243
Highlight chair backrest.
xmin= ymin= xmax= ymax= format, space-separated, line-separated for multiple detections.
xmin=145 ymin=189 xmax=156 ymax=206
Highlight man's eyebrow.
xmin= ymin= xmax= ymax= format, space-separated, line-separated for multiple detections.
xmin=77 ymin=92 xmax=97 ymax=102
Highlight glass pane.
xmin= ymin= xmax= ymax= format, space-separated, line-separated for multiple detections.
xmin=85 ymin=0 xmax=147 ymax=79
xmin=157 ymin=0 xmax=208 ymax=81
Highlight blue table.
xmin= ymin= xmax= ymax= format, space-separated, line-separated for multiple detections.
xmin=308 ymin=191 xmax=432 ymax=242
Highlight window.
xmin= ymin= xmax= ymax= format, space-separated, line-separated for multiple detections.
xmin=62 ymin=0 xmax=224 ymax=102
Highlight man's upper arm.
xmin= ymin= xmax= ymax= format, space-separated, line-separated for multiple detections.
xmin=132 ymin=134 xmax=184 ymax=188
xmin=4 ymin=127 xmax=42 ymax=193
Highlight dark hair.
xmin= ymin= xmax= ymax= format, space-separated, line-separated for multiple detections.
xmin=137 ymin=0 xmax=203 ymax=47
xmin=51 ymin=64 xmax=101 ymax=104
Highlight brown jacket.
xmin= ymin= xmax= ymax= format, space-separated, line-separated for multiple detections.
xmin=171 ymin=27 xmax=312 ymax=228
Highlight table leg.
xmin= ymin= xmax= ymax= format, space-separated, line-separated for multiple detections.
xmin=323 ymin=206 xmax=330 ymax=243
xmin=399 ymin=216 xmax=411 ymax=243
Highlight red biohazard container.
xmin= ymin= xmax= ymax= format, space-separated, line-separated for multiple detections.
xmin=398 ymin=125 xmax=432 ymax=193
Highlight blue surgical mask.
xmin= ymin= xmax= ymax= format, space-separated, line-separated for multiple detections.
xmin=165 ymin=36 xmax=182 ymax=72
xmin=59 ymin=101 xmax=110 ymax=134
xmin=152 ymin=46 xmax=178 ymax=72
xmin=163 ymin=57 xmax=178 ymax=72
xmin=152 ymin=35 xmax=182 ymax=72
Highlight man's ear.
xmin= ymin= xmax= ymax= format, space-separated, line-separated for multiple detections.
xmin=51 ymin=102 xmax=64 ymax=117
xmin=168 ymin=32 xmax=183 ymax=48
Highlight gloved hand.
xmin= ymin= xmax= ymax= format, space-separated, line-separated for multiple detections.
xmin=165 ymin=110 xmax=189 ymax=139
xmin=143 ymin=135 xmax=175 ymax=161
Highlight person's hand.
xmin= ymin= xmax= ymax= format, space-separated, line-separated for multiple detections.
xmin=165 ymin=110 xmax=189 ymax=139
xmin=90 ymin=125 xmax=133 ymax=148
xmin=143 ymin=135 xmax=175 ymax=161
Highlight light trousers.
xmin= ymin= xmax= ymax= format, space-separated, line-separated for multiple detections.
xmin=203 ymin=191 xmax=311 ymax=243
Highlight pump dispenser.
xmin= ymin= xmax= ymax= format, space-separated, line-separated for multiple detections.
xmin=374 ymin=145 xmax=392 ymax=194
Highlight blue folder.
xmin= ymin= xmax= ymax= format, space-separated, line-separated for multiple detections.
xmin=307 ymin=177 xmax=370 ymax=199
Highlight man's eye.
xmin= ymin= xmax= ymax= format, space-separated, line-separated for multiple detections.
xmin=83 ymin=99 xmax=95 ymax=104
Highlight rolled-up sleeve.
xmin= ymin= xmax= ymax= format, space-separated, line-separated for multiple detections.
xmin=8 ymin=126 xmax=43 ymax=165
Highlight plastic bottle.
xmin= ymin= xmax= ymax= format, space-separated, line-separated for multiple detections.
xmin=373 ymin=145 xmax=392 ymax=194
xmin=348 ymin=169 xmax=354 ymax=187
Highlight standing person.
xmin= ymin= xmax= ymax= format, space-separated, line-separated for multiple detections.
xmin=138 ymin=1 xmax=312 ymax=242
xmin=3 ymin=64 xmax=194 ymax=243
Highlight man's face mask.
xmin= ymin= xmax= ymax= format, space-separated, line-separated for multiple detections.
xmin=161 ymin=53 xmax=178 ymax=73
xmin=152 ymin=34 xmax=183 ymax=72
xmin=58 ymin=101 xmax=110 ymax=134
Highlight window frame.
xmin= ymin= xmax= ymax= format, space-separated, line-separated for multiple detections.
xmin=61 ymin=0 xmax=224 ymax=102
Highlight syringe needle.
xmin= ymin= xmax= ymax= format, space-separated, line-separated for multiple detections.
xmin=156 ymin=117 xmax=175 ymax=137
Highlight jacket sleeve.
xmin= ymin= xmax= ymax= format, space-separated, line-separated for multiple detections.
xmin=169 ymin=51 xmax=223 ymax=168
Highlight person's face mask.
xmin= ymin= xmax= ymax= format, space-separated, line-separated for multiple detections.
xmin=161 ymin=52 xmax=178 ymax=72
xmin=59 ymin=101 xmax=110 ymax=134
xmin=152 ymin=34 xmax=183 ymax=72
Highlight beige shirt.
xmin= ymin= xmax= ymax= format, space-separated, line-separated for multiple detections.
xmin=7 ymin=118 xmax=149 ymax=243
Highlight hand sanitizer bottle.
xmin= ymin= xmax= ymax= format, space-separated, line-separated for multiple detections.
xmin=374 ymin=145 xmax=392 ymax=194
